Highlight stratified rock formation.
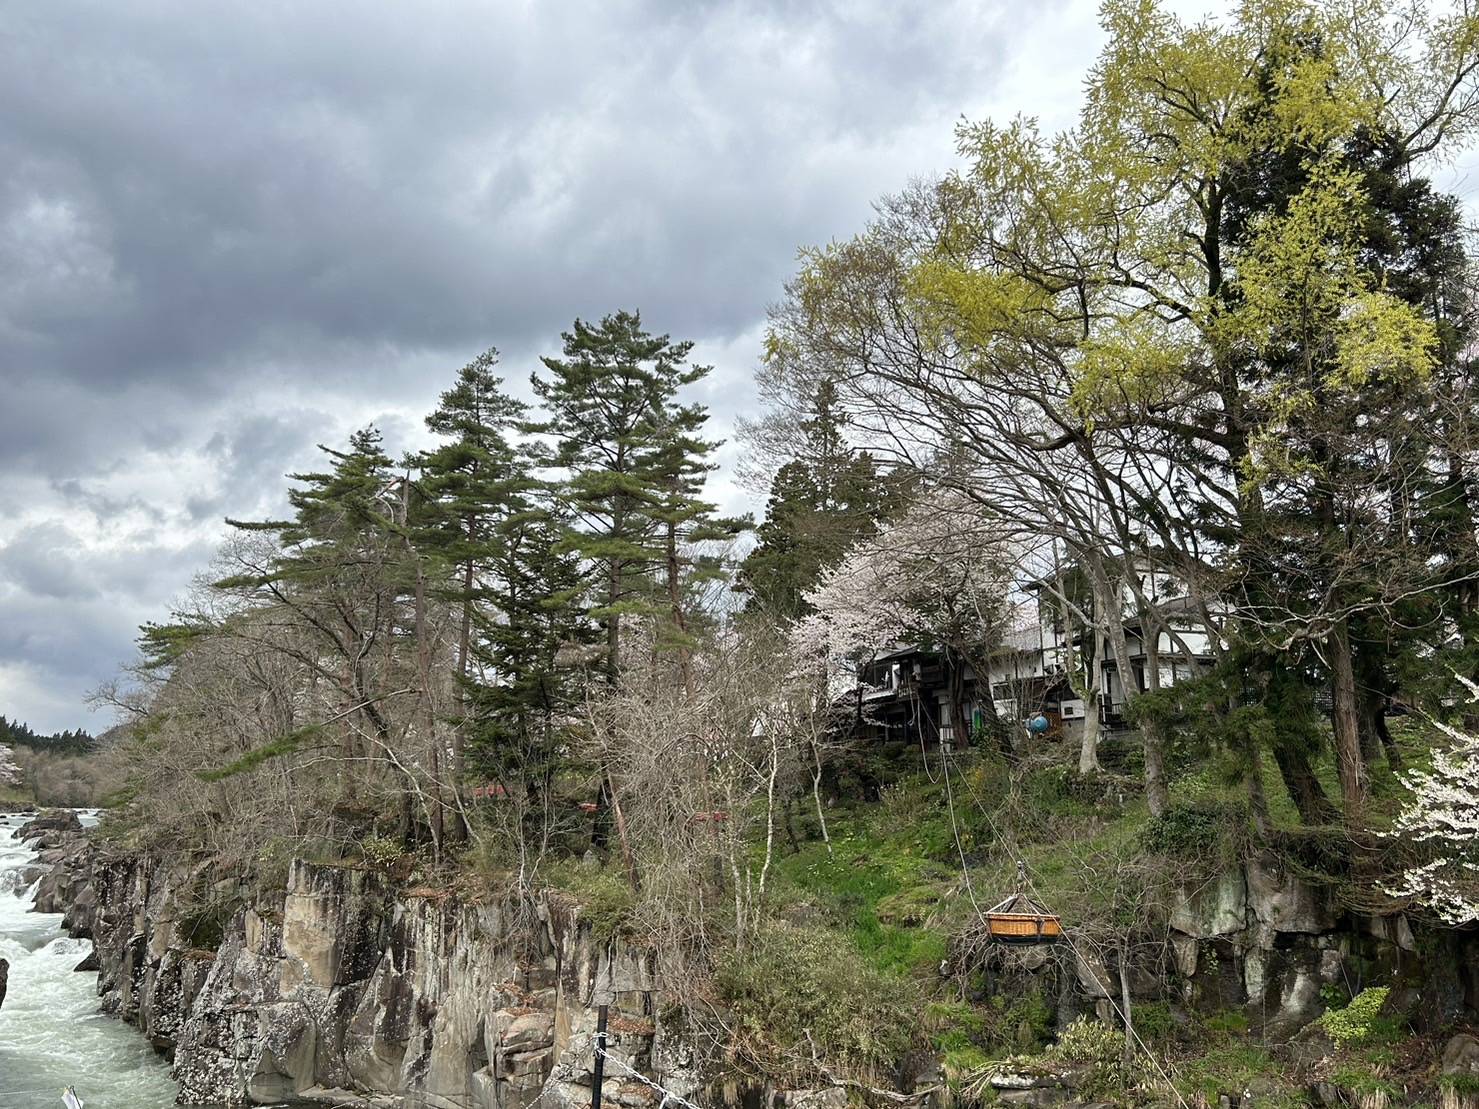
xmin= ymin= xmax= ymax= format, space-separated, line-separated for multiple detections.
xmin=39 ymin=841 xmax=705 ymax=1108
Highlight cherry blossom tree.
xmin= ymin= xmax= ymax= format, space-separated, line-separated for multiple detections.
xmin=1387 ymin=687 xmax=1479 ymax=924
xmin=793 ymin=488 xmax=1024 ymax=752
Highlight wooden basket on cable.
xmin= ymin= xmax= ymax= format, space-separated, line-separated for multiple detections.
xmin=982 ymin=891 xmax=1063 ymax=944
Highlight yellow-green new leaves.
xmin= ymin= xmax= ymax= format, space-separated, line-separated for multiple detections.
xmin=1333 ymin=290 xmax=1438 ymax=388
xmin=904 ymin=260 xmax=1050 ymax=352
xmin=1222 ymin=155 xmax=1437 ymax=389
xmin=1222 ymin=158 xmax=1369 ymax=353
xmin=1070 ymin=311 xmax=1201 ymax=417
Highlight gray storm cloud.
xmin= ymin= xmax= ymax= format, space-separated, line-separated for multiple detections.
xmin=0 ymin=0 xmax=1088 ymax=731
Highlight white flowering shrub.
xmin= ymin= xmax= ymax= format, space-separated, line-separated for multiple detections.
xmin=1386 ymin=700 xmax=1479 ymax=924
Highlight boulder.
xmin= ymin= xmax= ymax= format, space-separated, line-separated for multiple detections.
xmin=1246 ymin=858 xmax=1335 ymax=934
xmin=1443 ymin=1033 xmax=1479 ymax=1077
xmin=1170 ymin=872 xmax=1247 ymax=938
xmin=0 ymin=956 xmax=7 ymax=1010
xmin=782 ymin=1090 xmax=848 ymax=1109
xmin=18 ymin=809 xmax=82 ymax=840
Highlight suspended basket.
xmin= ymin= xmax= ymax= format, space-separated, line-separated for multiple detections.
xmin=982 ymin=891 xmax=1063 ymax=944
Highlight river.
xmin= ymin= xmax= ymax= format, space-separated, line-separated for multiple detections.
xmin=0 ymin=811 xmax=179 ymax=1108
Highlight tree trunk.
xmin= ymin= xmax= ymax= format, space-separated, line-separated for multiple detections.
xmin=1102 ymin=577 xmax=1168 ymax=817
xmin=1077 ymin=622 xmax=1104 ymax=775
xmin=415 ymin=566 xmax=445 ymax=858
xmin=1329 ymin=618 xmax=1368 ymax=820
xmin=605 ymin=554 xmax=622 ymax=684
xmin=666 ymin=519 xmax=693 ymax=694
xmin=1357 ymin=688 xmax=1383 ymax=768
xmin=1272 ymin=740 xmax=1339 ymax=825
xmin=1118 ymin=940 xmax=1135 ymax=1066
xmin=1374 ymin=705 xmax=1403 ymax=772
xmin=607 ymin=773 xmax=639 ymax=891
xmin=947 ymin=657 xmax=972 ymax=750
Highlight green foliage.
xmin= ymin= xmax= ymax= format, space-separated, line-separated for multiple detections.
xmin=1177 ymin=1042 xmax=1303 ymax=1109
xmin=541 ymin=859 xmax=637 ymax=943
xmin=1441 ymin=1074 xmax=1479 ymax=1097
xmin=994 ymin=1018 xmax=1144 ymax=1102
xmin=1141 ymin=802 xmax=1251 ymax=865
xmin=527 ymin=310 xmax=738 ymax=676
xmin=716 ymin=922 xmax=916 ymax=1076
xmin=1201 ymin=1009 xmax=1250 ymax=1036
xmin=1326 ymin=1064 xmax=1399 ymax=1098
xmin=736 ymin=379 xmax=902 ymax=619
xmin=176 ymin=888 xmax=240 ymax=951
xmin=0 ymin=714 xmax=95 ymax=756
xmin=197 ymin=724 xmax=323 ymax=783
xmin=1131 ymin=1001 xmax=1176 ymax=1047
xmin=768 ymin=787 xmax=964 ymax=977
xmin=1316 ymin=987 xmax=1394 ymax=1048
xmin=415 ymin=347 xmax=592 ymax=777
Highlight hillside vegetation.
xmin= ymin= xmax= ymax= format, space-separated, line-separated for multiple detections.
xmin=88 ymin=2 xmax=1479 ymax=1106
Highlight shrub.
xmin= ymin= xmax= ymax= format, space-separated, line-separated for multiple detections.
xmin=1142 ymin=802 xmax=1249 ymax=862
xmin=986 ymin=1018 xmax=1144 ymax=1102
xmin=177 ymin=895 xmax=236 ymax=950
xmin=1131 ymin=1000 xmax=1177 ymax=1046
xmin=359 ymin=834 xmax=403 ymax=870
xmin=716 ymin=922 xmax=916 ymax=1077
xmin=540 ymin=858 xmax=637 ymax=942
xmin=1316 ymin=987 xmax=1392 ymax=1048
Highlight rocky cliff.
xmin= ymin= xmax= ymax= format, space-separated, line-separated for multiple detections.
xmin=36 ymin=840 xmax=707 ymax=1108
xmin=0 ymin=743 xmax=23 ymax=790
xmin=28 ymin=819 xmax=1479 ymax=1109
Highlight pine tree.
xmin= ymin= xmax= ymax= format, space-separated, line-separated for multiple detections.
xmin=738 ymin=379 xmax=897 ymax=620
xmin=415 ymin=350 xmax=600 ymax=806
xmin=528 ymin=310 xmax=726 ymax=681
xmin=648 ymin=392 xmax=748 ymax=677
xmin=463 ymin=498 xmax=592 ymax=785
xmin=217 ymin=428 xmax=422 ymax=819
xmin=415 ymin=348 xmax=529 ymax=682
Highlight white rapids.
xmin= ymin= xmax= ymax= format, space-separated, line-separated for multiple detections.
xmin=0 ymin=811 xmax=179 ymax=1108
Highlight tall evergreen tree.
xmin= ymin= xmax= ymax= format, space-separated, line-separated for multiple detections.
xmin=415 ymin=349 xmax=595 ymax=795
xmin=528 ymin=310 xmax=728 ymax=681
xmin=738 ymin=380 xmax=897 ymax=620
xmin=649 ymin=392 xmax=748 ymax=674
xmin=415 ymin=349 xmax=529 ymax=682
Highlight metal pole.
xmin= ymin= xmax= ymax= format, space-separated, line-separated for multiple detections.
xmin=592 ymin=1003 xmax=610 ymax=1109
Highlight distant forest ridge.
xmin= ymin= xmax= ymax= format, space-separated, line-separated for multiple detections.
xmin=0 ymin=715 xmax=95 ymax=755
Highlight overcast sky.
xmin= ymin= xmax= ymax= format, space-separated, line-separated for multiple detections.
xmin=0 ymin=0 xmax=1233 ymax=733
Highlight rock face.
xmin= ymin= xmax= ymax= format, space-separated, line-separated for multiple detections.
xmin=42 ymin=843 xmax=709 ymax=1109
xmin=32 ymin=821 xmax=1479 ymax=1109
xmin=0 ymin=744 xmax=21 ymax=788
xmin=1167 ymin=854 xmax=1420 ymax=1039
xmin=0 ymin=955 xmax=8 ymax=1011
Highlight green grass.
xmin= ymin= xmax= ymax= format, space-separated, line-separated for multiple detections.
xmin=769 ymin=810 xmax=960 ymax=977
xmin=1175 ymin=1040 xmax=1304 ymax=1109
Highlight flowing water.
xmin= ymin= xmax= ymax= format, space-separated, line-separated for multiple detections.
xmin=0 ymin=811 xmax=180 ymax=1108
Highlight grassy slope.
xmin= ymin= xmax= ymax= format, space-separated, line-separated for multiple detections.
xmin=536 ymin=720 xmax=1447 ymax=1104
xmin=758 ymin=722 xmax=1446 ymax=1104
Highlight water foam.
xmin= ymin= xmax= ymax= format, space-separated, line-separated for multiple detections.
xmin=0 ymin=812 xmax=180 ymax=1108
